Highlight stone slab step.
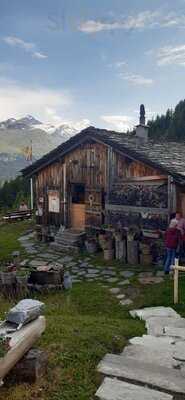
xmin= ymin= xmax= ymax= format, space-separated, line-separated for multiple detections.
xmin=129 ymin=335 xmax=175 ymax=347
xmin=50 ymin=243 xmax=80 ymax=254
xmin=121 ymin=344 xmax=181 ymax=369
xmin=146 ymin=316 xmax=185 ymax=336
xmin=164 ymin=326 xmax=185 ymax=339
xmin=55 ymin=239 xmax=83 ymax=246
xmin=55 ymin=231 xmax=85 ymax=239
xmin=97 ymin=353 xmax=185 ymax=394
xmin=54 ymin=240 xmax=81 ymax=247
xmin=130 ymin=307 xmax=180 ymax=321
xmin=96 ymin=377 xmax=173 ymax=400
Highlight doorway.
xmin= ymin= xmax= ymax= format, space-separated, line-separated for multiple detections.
xmin=70 ymin=184 xmax=85 ymax=230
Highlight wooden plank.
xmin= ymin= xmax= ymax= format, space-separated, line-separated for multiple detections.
xmin=97 ymin=353 xmax=185 ymax=394
xmin=96 ymin=377 xmax=173 ymax=400
xmin=105 ymin=204 xmax=169 ymax=214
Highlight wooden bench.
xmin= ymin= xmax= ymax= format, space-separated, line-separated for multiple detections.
xmin=3 ymin=210 xmax=32 ymax=222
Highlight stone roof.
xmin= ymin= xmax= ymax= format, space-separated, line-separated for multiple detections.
xmin=22 ymin=126 xmax=185 ymax=184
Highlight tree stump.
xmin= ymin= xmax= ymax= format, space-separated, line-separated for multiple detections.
xmin=9 ymin=348 xmax=48 ymax=383
xmin=127 ymin=240 xmax=139 ymax=265
xmin=115 ymin=240 xmax=126 ymax=261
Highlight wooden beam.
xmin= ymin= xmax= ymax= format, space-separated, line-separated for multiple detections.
xmin=106 ymin=146 xmax=113 ymax=203
xmin=105 ymin=204 xmax=169 ymax=214
xmin=117 ymin=175 xmax=167 ymax=183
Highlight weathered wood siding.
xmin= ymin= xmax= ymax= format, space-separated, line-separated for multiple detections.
xmin=35 ymin=161 xmax=64 ymax=226
xmin=115 ymin=153 xmax=159 ymax=179
xmin=65 ymin=142 xmax=107 ymax=187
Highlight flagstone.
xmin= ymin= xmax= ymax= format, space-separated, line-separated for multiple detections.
xmin=106 ymin=278 xmax=118 ymax=283
xmin=116 ymin=294 xmax=125 ymax=300
xmin=119 ymin=271 xmax=134 ymax=278
xmin=138 ymin=276 xmax=164 ymax=285
xmin=120 ymin=299 xmax=133 ymax=306
xmin=117 ymin=279 xmax=130 ymax=286
xmin=109 ymin=288 xmax=120 ymax=294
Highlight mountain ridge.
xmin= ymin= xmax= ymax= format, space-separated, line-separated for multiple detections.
xmin=0 ymin=115 xmax=89 ymax=184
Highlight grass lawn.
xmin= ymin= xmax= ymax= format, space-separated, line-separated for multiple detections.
xmin=0 ymin=222 xmax=185 ymax=399
xmin=0 ymin=221 xmax=34 ymax=262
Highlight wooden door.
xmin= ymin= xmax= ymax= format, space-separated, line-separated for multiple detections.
xmin=85 ymin=188 xmax=104 ymax=227
xmin=70 ymin=204 xmax=86 ymax=229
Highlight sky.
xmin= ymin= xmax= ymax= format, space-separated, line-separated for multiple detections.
xmin=1 ymin=0 xmax=185 ymax=131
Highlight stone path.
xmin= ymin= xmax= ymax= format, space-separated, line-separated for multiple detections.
xmin=17 ymin=231 xmax=168 ymax=305
xmin=96 ymin=377 xmax=172 ymax=400
xmin=96 ymin=306 xmax=185 ymax=399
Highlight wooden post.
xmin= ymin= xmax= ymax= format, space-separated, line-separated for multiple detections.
xmin=63 ymin=163 xmax=67 ymax=227
xmin=30 ymin=178 xmax=34 ymax=210
xmin=174 ymin=265 xmax=179 ymax=304
xmin=172 ymin=261 xmax=185 ymax=304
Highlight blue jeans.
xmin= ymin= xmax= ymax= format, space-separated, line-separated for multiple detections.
xmin=164 ymin=248 xmax=176 ymax=273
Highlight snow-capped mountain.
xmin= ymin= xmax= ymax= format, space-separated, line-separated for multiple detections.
xmin=0 ymin=115 xmax=90 ymax=184
xmin=0 ymin=114 xmax=89 ymax=138
xmin=0 ymin=115 xmax=42 ymax=130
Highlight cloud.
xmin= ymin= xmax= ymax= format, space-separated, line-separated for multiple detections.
xmin=33 ymin=51 xmax=48 ymax=59
xmin=108 ymin=60 xmax=127 ymax=69
xmin=101 ymin=115 xmax=135 ymax=131
xmin=0 ymin=78 xmax=71 ymax=123
xmin=3 ymin=36 xmax=47 ymax=59
xmin=114 ymin=61 xmax=127 ymax=68
xmin=120 ymin=73 xmax=154 ymax=86
xmin=79 ymin=10 xmax=185 ymax=34
xmin=155 ymin=45 xmax=185 ymax=66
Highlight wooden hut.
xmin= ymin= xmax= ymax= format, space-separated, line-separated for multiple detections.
xmin=22 ymin=114 xmax=185 ymax=249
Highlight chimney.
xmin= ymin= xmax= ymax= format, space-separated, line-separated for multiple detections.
xmin=135 ymin=104 xmax=148 ymax=142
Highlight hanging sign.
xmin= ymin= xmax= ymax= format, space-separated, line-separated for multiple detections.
xmin=48 ymin=190 xmax=60 ymax=213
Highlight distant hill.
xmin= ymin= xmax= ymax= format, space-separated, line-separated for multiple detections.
xmin=0 ymin=115 xmax=89 ymax=184
xmin=148 ymin=100 xmax=185 ymax=141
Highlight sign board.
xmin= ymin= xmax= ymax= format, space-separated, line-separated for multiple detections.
xmin=48 ymin=190 xmax=60 ymax=213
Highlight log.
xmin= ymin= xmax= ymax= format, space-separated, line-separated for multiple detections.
xmin=115 ymin=240 xmax=126 ymax=261
xmin=127 ymin=240 xmax=138 ymax=265
xmin=0 ymin=316 xmax=46 ymax=385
